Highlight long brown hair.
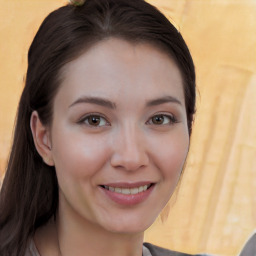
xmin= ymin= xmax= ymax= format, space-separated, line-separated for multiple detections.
xmin=0 ymin=0 xmax=196 ymax=255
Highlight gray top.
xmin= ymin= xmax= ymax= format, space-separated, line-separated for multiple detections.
xmin=239 ymin=231 xmax=256 ymax=256
xmin=25 ymin=240 xmax=40 ymax=256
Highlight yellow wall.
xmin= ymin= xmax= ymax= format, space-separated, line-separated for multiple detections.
xmin=0 ymin=0 xmax=256 ymax=255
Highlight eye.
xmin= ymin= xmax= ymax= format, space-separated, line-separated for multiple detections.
xmin=148 ymin=114 xmax=177 ymax=125
xmin=79 ymin=115 xmax=109 ymax=127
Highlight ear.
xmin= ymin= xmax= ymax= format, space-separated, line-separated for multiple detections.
xmin=30 ymin=111 xmax=55 ymax=166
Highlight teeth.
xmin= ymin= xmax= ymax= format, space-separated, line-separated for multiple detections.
xmin=122 ymin=188 xmax=130 ymax=195
xmin=115 ymin=188 xmax=122 ymax=193
xmin=130 ymin=187 xmax=139 ymax=194
xmin=103 ymin=185 xmax=151 ymax=195
xmin=109 ymin=186 xmax=114 ymax=192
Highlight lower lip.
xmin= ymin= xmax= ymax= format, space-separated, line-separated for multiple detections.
xmin=99 ymin=185 xmax=155 ymax=206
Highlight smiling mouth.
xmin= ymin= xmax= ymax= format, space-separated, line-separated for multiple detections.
xmin=100 ymin=184 xmax=153 ymax=195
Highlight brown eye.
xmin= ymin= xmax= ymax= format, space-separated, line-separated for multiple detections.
xmin=152 ymin=115 xmax=165 ymax=125
xmin=149 ymin=114 xmax=177 ymax=125
xmin=88 ymin=116 xmax=101 ymax=126
xmin=81 ymin=115 xmax=108 ymax=127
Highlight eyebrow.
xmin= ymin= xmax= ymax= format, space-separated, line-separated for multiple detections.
xmin=69 ymin=95 xmax=182 ymax=109
xmin=69 ymin=96 xmax=116 ymax=109
xmin=146 ymin=96 xmax=182 ymax=107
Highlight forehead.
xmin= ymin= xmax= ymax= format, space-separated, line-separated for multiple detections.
xmin=56 ymin=38 xmax=185 ymax=107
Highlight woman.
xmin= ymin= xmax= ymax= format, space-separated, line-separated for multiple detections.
xmin=0 ymin=0 xmax=197 ymax=255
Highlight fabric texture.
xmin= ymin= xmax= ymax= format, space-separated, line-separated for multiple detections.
xmin=25 ymin=240 xmax=40 ymax=256
xmin=239 ymin=232 xmax=256 ymax=256
xmin=143 ymin=243 xmax=212 ymax=256
xmin=143 ymin=243 xmax=193 ymax=256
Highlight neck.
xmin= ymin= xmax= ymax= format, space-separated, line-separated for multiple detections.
xmin=56 ymin=202 xmax=144 ymax=256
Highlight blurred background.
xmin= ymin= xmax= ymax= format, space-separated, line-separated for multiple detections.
xmin=0 ymin=0 xmax=255 ymax=255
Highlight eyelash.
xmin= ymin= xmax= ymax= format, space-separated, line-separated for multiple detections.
xmin=78 ymin=113 xmax=178 ymax=127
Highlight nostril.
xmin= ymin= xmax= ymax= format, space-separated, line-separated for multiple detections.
xmin=110 ymin=158 xmax=148 ymax=172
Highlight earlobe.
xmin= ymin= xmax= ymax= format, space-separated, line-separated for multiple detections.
xmin=30 ymin=111 xmax=55 ymax=166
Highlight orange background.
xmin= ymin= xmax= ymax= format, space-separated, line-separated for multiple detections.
xmin=0 ymin=0 xmax=256 ymax=255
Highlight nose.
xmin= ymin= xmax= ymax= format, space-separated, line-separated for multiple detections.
xmin=110 ymin=125 xmax=149 ymax=171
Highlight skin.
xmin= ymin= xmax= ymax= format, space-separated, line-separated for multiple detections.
xmin=31 ymin=38 xmax=189 ymax=256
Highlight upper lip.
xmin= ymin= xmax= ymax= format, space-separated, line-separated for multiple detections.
xmin=100 ymin=181 xmax=155 ymax=188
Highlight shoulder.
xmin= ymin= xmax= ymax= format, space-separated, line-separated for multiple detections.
xmin=143 ymin=243 xmax=211 ymax=256
xmin=239 ymin=232 xmax=256 ymax=256
xmin=143 ymin=242 xmax=192 ymax=256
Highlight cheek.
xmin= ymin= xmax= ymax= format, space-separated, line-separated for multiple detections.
xmin=51 ymin=129 xmax=111 ymax=180
xmin=150 ymin=129 xmax=189 ymax=180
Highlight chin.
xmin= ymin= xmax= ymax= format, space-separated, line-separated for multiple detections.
xmin=101 ymin=216 xmax=156 ymax=235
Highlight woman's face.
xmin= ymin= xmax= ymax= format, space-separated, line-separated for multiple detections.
xmin=48 ymin=38 xmax=189 ymax=234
